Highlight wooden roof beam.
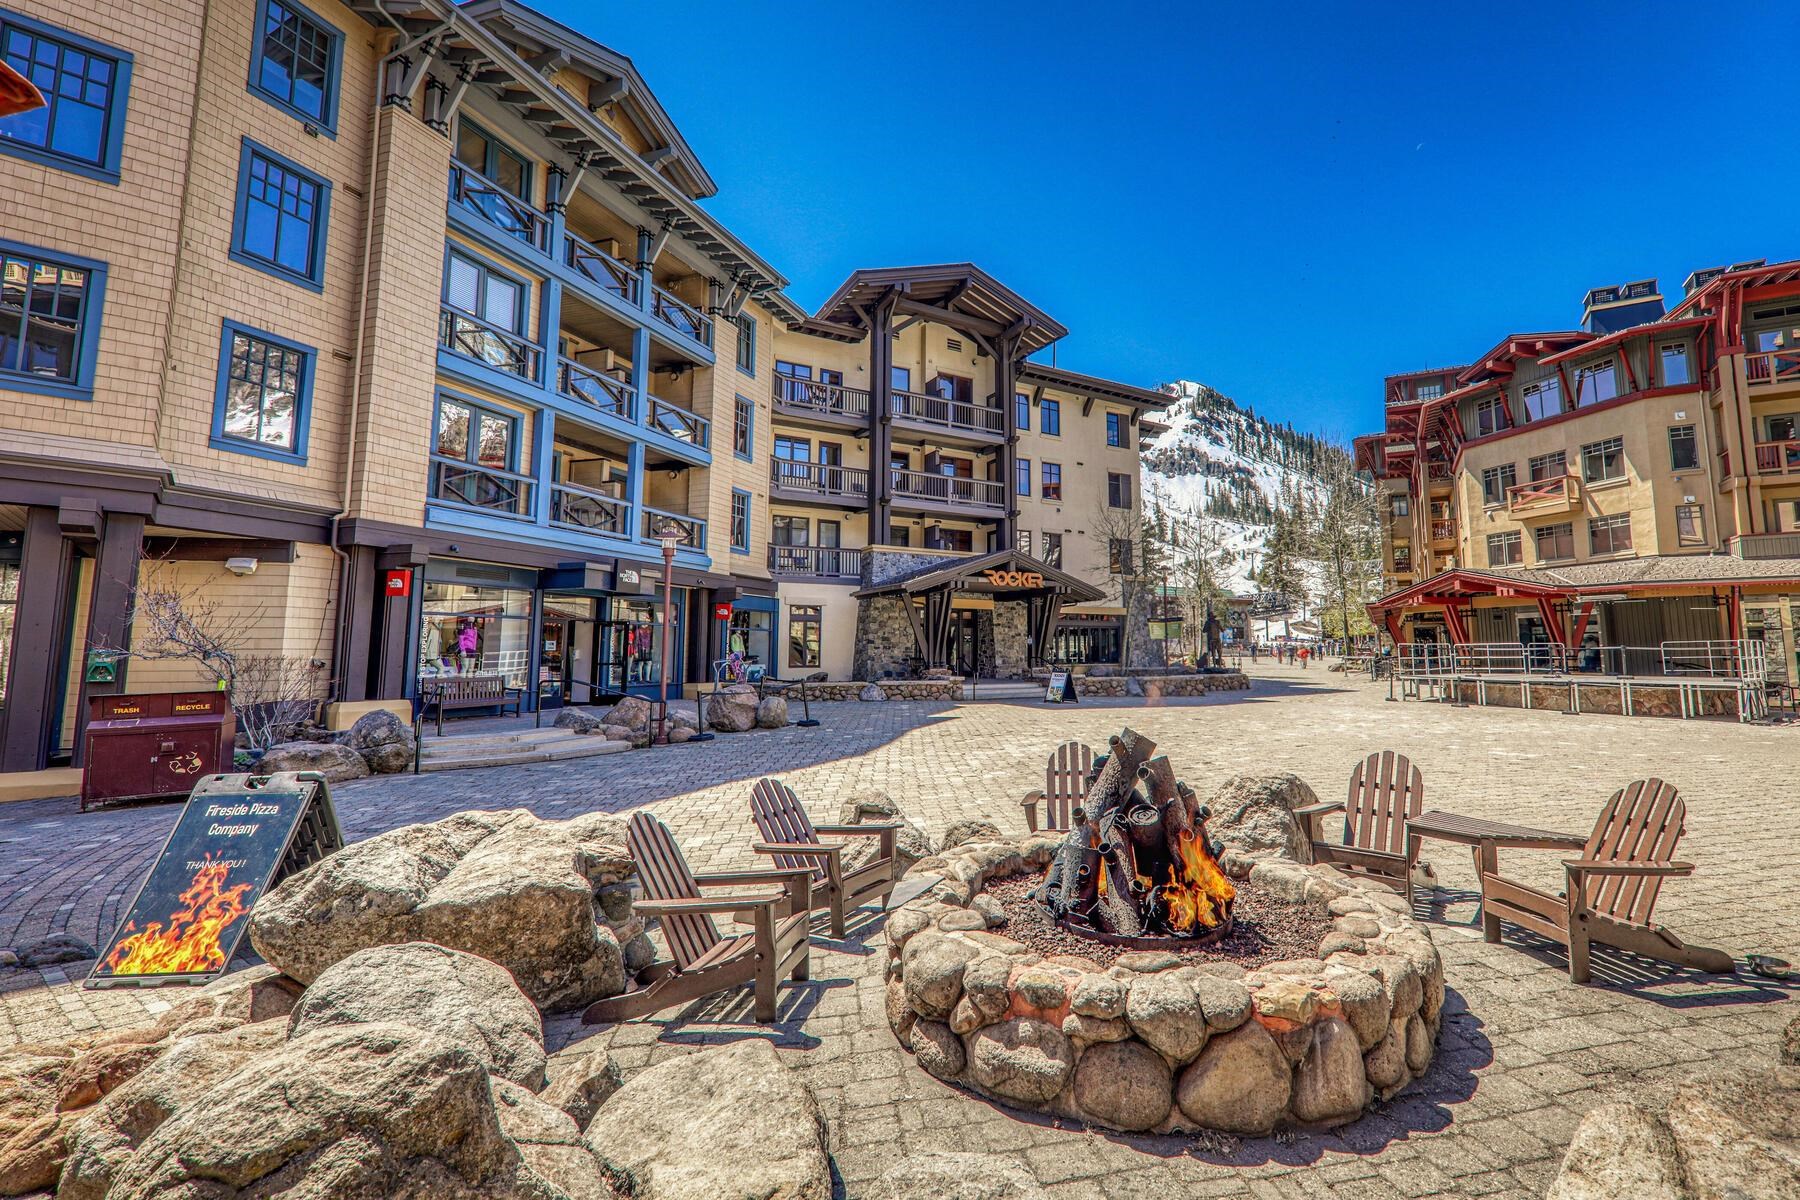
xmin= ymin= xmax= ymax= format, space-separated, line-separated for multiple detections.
xmin=892 ymin=296 xmax=1007 ymax=338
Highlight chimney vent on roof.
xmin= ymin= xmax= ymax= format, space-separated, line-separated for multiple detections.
xmin=1582 ymin=278 xmax=1664 ymax=334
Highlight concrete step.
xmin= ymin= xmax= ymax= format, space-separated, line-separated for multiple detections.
xmin=962 ymin=682 xmax=1048 ymax=700
xmin=418 ymin=729 xmax=633 ymax=772
xmin=420 ymin=726 xmax=583 ymax=755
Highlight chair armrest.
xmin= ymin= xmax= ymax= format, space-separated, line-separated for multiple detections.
xmin=1563 ymin=859 xmax=1695 ymax=879
xmin=751 ymin=843 xmax=841 ymax=858
xmin=812 ymin=824 xmax=892 ymax=836
xmin=1293 ymin=801 xmax=1346 ymax=818
xmin=635 ymin=890 xmax=785 ymax=917
xmin=1021 ymin=790 xmax=1044 ymax=833
xmin=693 ymin=868 xmax=812 ymax=917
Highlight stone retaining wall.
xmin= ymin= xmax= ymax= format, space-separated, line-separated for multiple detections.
xmin=1029 ymin=671 xmax=1251 ymax=698
xmin=793 ymin=680 xmax=964 ymax=702
xmin=886 ymin=835 xmax=1443 ymax=1135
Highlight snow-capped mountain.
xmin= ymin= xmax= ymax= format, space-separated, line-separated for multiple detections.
xmin=1142 ymin=380 xmax=1352 ymax=596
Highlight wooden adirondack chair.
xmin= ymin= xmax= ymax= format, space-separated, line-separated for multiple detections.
xmin=583 ymin=812 xmax=812 ymax=1025
xmin=1020 ymin=740 xmax=1094 ymax=833
xmin=1296 ymin=750 xmax=1425 ymax=901
xmin=1477 ymin=778 xmax=1734 ymax=984
xmin=750 ymin=778 xmax=897 ymax=938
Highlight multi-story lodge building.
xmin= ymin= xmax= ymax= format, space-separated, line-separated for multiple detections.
xmin=0 ymin=0 xmax=1166 ymax=771
xmin=1355 ymin=261 xmax=1800 ymax=686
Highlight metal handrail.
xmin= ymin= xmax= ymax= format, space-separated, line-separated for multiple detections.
xmin=439 ymin=307 xmax=541 ymax=379
xmin=650 ymin=286 xmax=713 ymax=346
xmin=429 ymin=455 xmax=535 ymax=517
xmin=563 ymin=232 xmax=639 ymax=303
xmin=771 ymin=460 xmax=870 ymax=497
xmin=767 ymin=545 xmax=862 ymax=578
xmin=448 ymin=163 xmax=548 ymax=251
xmin=890 ymin=467 xmax=1005 ymax=508
xmin=647 ymin=395 xmax=710 ymax=448
xmin=1396 ymin=640 xmax=1767 ymax=684
xmin=774 ymin=375 xmax=871 ymax=418
xmin=549 ymin=481 xmax=630 ymax=537
xmin=556 ymin=356 xmax=634 ymax=421
xmin=642 ymin=505 xmax=705 ymax=549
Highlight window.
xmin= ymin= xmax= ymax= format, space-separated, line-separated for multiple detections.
xmin=1015 ymin=392 xmax=1030 ymax=430
xmin=816 ymin=519 xmax=840 ymax=548
xmin=0 ymin=11 xmax=131 ymax=181
xmin=771 ymin=515 xmax=809 ymax=547
xmin=1519 ymin=377 xmax=1562 ymax=422
xmin=1475 ymin=397 xmax=1509 ymax=436
xmin=934 ymin=528 xmax=973 ymax=552
xmin=231 ymin=141 xmax=330 ymax=290
xmin=444 ymin=250 xmax=524 ymax=332
xmin=211 ymin=321 xmax=312 ymax=462
xmin=1040 ymin=397 xmax=1060 ymax=436
xmin=1675 ymin=504 xmax=1706 ymax=547
xmin=1108 ymin=537 xmax=1133 ymax=574
xmin=1668 ymin=425 xmax=1698 ymax=471
xmin=732 ymin=395 xmax=753 ymax=460
xmin=1481 ymin=463 xmax=1516 ymax=506
xmin=1016 ymin=528 xmax=1032 ymax=555
xmin=1486 ymin=531 xmax=1522 ymax=566
xmin=787 ymin=605 xmax=821 ymax=669
xmin=1588 ymin=513 xmax=1632 ymax=555
xmin=889 ymin=526 xmax=908 ymax=547
xmin=0 ymin=239 xmax=106 ymax=398
xmin=1106 ymin=412 xmax=1123 ymax=447
xmin=249 ymin=0 xmax=341 ymax=133
xmin=1574 ymin=360 xmax=1618 ymax=407
xmin=1040 ymin=462 xmax=1062 ymax=500
xmin=1041 ymin=532 xmax=1063 ymax=568
xmin=735 ymin=313 xmax=755 ymax=375
xmin=454 ymin=119 xmax=530 ymax=200
xmin=1415 ymin=382 xmax=1443 ymax=402
xmin=1659 ymin=344 xmax=1690 ymax=387
xmin=1580 ymin=436 xmax=1624 ymax=484
xmin=730 ymin=490 xmax=750 ymax=553
xmin=1534 ymin=522 xmax=1574 ymax=562
xmin=1528 ymin=451 xmax=1567 ymax=481
xmin=1015 ymin=457 xmax=1030 ymax=497
xmin=1390 ymin=494 xmax=1410 ymax=519
xmin=1108 ymin=472 xmax=1131 ymax=509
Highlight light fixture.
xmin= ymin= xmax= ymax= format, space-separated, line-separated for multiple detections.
xmin=224 ymin=557 xmax=259 ymax=577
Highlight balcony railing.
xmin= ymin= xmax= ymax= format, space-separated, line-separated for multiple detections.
xmin=768 ymin=545 xmax=862 ymax=578
xmin=891 ymin=389 xmax=1005 ymax=436
xmin=1505 ymin=473 xmax=1579 ymax=514
xmin=556 ymin=356 xmax=634 ymax=422
xmin=549 ymin=482 xmax=630 ymax=537
xmin=647 ymin=396 xmax=710 ymax=449
xmin=771 ymin=460 xmax=870 ymax=499
xmin=430 ymin=455 xmax=535 ymax=517
xmin=1733 ymin=531 xmax=1800 ymax=560
xmin=1746 ymin=348 xmax=1800 ymax=388
xmin=449 ymin=163 xmax=548 ymax=253
xmin=440 ymin=307 xmax=541 ymax=380
xmin=642 ymin=505 xmax=705 ymax=550
xmin=774 ymin=375 xmax=871 ymax=419
xmin=1429 ymin=519 xmax=1456 ymax=542
xmin=1753 ymin=439 xmax=1800 ymax=476
xmin=564 ymin=232 xmax=639 ymax=304
xmin=650 ymin=286 xmax=713 ymax=347
xmin=891 ymin=467 xmax=1005 ymax=509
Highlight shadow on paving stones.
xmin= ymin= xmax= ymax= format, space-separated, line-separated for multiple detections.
xmin=804 ymin=908 xmax=886 ymax=957
xmin=575 ymin=976 xmax=842 ymax=1053
xmin=1487 ymin=925 xmax=1799 ymax=1008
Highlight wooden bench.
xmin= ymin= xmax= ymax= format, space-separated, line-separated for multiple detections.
xmin=418 ymin=674 xmax=524 ymax=735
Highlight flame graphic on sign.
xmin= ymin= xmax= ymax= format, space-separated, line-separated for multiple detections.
xmin=104 ymin=855 xmax=253 ymax=976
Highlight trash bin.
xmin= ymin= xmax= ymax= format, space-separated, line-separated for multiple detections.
xmin=81 ymin=692 xmax=237 ymax=811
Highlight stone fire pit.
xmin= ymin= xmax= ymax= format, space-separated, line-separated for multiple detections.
xmin=885 ymin=791 xmax=1444 ymax=1135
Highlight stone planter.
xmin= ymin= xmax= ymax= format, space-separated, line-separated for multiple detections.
xmin=1026 ymin=671 xmax=1251 ymax=699
xmin=886 ymin=834 xmax=1443 ymax=1135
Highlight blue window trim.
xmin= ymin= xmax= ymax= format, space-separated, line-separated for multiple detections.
xmin=433 ymin=386 xmax=525 ymax=472
xmin=0 ymin=236 xmax=107 ymax=400
xmin=247 ymin=0 xmax=342 ymax=137
xmin=454 ymin=116 xmax=535 ymax=203
xmin=210 ymin=318 xmax=314 ymax=465
xmin=442 ymin=242 xmax=532 ymax=328
xmin=730 ymin=488 xmax=752 ymax=554
xmin=0 ymin=8 xmax=133 ymax=183
xmin=733 ymin=393 xmax=754 ymax=462
xmin=228 ymin=138 xmax=331 ymax=292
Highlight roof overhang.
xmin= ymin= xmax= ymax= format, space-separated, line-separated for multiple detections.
xmin=1455 ymin=332 xmax=1592 ymax=386
xmin=813 ymin=264 xmax=1069 ymax=356
xmin=853 ymin=548 xmax=1103 ymax=604
xmin=1537 ymin=316 xmax=1712 ymax=366
xmin=1017 ymin=364 xmax=1171 ymax=410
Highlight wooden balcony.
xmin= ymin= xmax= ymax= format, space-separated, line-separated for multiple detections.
xmin=440 ymin=307 xmax=541 ymax=381
xmin=890 ymin=468 xmax=1005 ymax=510
xmin=1506 ymin=473 xmax=1579 ymax=515
xmin=768 ymin=545 xmax=863 ymax=579
xmin=774 ymin=375 xmax=871 ymax=423
xmin=1753 ymin=439 xmax=1800 ymax=477
xmin=564 ymin=233 xmax=639 ymax=304
xmin=1746 ymin=349 xmax=1800 ymax=389
xmin=549 ymin=482 xmax=630 ymax=538
xmin=1732 ymin=531 xmax=1800 ymax=560
xmin=770 ymin=461 xmax=870 ymax=504
xmin=1429 ymin=519 xmax=1456 ymax=544
xmin=649 ymin=286 xmax=712 ymax=348
xmin=891 ymin=390 xmax=1005 ymax=439
xmin=556 ymin=357 xmax=634 ymax=422
xmin=642 ymin=505 xmax=705 ymax=550
xmin=448 ymin=163 xmax=549 ymax=253
xmin=646 ymin=395 xmax=710 ymax=450
xmin=429 ymin=456 xmax=535 ymax=518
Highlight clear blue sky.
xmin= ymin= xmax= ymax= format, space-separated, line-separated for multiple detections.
xmin=537 ymin=0 xmax=1799 ymax=444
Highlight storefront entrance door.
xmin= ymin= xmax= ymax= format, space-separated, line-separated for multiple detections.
xmin=539 ymin=619 xmax=570 ymax=708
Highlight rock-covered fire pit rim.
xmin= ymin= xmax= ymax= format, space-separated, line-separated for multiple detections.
xmin=885 ymin=829 xmax=1446 ymax=1137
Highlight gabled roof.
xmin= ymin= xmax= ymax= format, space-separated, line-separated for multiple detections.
xmin=853 ymin=548 xmax=1103 ymax=603
xmin=1537 ymin=316 xmax=1711 ymax=366
xmin=1017 ymin=363 xmax=1171 ymax=410
xmin=1670 ymin=257 xmax=1800 ymax=318
xmin=1455 ymin=332 xmax=1593 ymax=385
xmin=814 ymin=264 xmax=1069 ymax=356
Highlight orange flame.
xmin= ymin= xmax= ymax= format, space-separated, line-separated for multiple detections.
xmin=1163 ymin=830 xmax=1237 ymax=933
xmin=104 ymin=856 xmax=253 ymax=976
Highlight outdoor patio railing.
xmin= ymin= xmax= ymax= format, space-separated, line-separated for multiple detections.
xmin=1395 ymin=640 xmax=1765 ymax=685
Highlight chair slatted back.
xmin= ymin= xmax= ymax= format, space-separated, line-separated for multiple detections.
xmin=1345 ymin=750 xmax=1425 ymax=856
xmin=1580 ymin=779 xmax=1684 ymax=924
xmin=750 ymin=778 xmax=825 ymax=881
xmin=626 ymin=812 xmax=718 ymax=970
xmin=1042 ymin=741 xmax=1094 ymax=832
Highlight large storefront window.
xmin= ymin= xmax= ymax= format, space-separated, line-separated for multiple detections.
xmin=728 ymin=607 xmax=772 ymax=677
xmin=788 ymin=605 xmax=821 ymax=669
xmin=1052 ymin=620 xmax=1122 ymax=665
xmin=607 ymin=598 xmax=668 ymax=689
xmin=419 ymin=581 xmax=532 ymax=689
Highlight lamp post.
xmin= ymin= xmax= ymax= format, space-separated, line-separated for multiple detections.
xmin=652 ymin=520 xmax=679 ymax=747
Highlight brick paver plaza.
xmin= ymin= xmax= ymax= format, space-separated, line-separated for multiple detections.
xmin=3 ymin=665 xmax=1796 ymax=1198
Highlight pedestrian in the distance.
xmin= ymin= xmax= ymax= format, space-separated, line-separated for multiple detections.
xmin=1300 ymin=646 xmax=1311 ymax=669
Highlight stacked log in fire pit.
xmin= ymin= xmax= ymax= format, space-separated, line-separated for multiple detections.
xmin=1033 ymin=728 xmax=1237 ymax=947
